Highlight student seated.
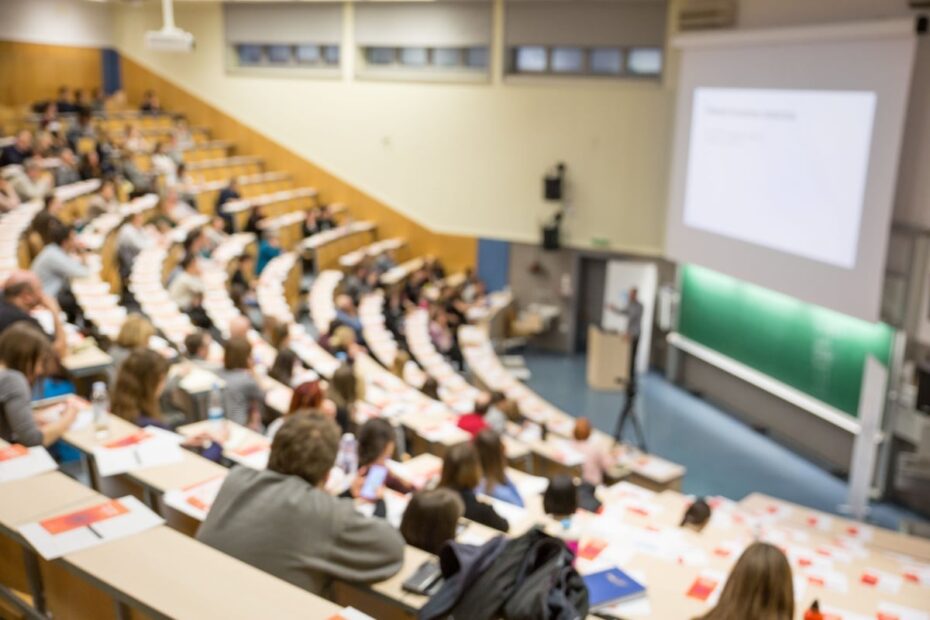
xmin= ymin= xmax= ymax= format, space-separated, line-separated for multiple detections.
xmin=0 ymin=323 xmax=77 ymax=446
xmin=573 ymin=417 xmax=612 ymax=487
xmin=266 ymin=379 xmax=337 ymax=439
xmin=108 ymin=314 xmax=156 ymax=371
xmin=694 ymin=542 xmax=793 ymax=620
xmin=219 ymin=336 xmax=265 ymax=430
xmin=329 ymin=364 xmax=359 ymax=433
xmin=268 ymin=347 xmax=298 ymax=387
xmin=439 ymin=442 xmax=509 ymax=532
xmin=197 ymin=413 xmax=405 ymax=595
xmin=484 ymin=391 xmax=509 ymax=434
xmin=543 ymin=475 xmax=579 ymax=525
xmin=681 ymin=497 xmax=712 ymax=533
xmin=456 ymin=393 xmax=491 ymax=437
xmin=255 ymin=230 xmax=281 ymax=276
xmin=358 ymin=418 xmax=413 ymax=494
xmin=184 ymin=330 xmax=213 ymax=365
xmin=401 ymin=488 xmax=465 ymax=555
xmin=475 ymin=429 xmax=523 ymax=507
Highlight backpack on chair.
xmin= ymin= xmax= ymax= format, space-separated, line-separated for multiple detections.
xmin=502 ymin=531 xmax=588 ymax=620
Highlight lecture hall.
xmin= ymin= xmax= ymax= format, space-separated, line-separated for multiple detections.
xmin=0 ymin=0 xmax=929 ymax=618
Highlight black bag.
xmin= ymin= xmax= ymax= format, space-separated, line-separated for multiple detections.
xmin=502 ymin=533 xmax=588 ymax=620
xmin=420 ymin=528 xmax=588 ymax=620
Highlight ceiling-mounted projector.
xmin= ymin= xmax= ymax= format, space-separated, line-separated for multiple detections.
xmin=145 ymin=0 xmax=194 ymax=53
xmin=145 ymin=28 xmax=194 ymax=52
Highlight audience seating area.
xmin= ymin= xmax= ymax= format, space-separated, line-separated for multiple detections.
xmin=1 ymin=92 xmax=929 ymax=620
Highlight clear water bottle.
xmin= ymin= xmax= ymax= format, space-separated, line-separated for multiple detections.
xmin=208 ymin=383 xmax=225 ymax=433
xmin=92 ymin=381 xmax=109 ymax=437
xmin=337 ymin=433 xmax=358 ymax=477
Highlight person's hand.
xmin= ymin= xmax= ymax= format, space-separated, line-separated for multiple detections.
xmin=59 ymin=402 xmax=79 ymax=428
xmin=182 ymin=431 xmax=214 ymax=449
xmin=37 ymin=292 xmax=61 ymax=314
xmin=349 ymin=470 xmax=365 ymax=499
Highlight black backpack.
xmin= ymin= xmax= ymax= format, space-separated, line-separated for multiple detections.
xmin=420 ymin=528 xmax=588 ymax=620
xmin=503 ymin=533 xmax=588 ymax=620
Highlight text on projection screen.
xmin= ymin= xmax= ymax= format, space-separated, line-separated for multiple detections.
xmin=682 ymin=87 xmax=877 ymax=269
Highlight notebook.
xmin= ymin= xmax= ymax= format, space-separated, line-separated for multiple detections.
xmin=584 ymin=567 xmax=647 ymax=608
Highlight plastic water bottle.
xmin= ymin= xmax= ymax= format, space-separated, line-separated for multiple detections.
xmin=92 ymin=381 xmax=109 ymax=437
xmin=337 ymin=433 xmax=358 ymax=477
xmin=208 ymin=383 xmax=225 ymax=433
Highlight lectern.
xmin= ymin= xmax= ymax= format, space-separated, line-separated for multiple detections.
xmin=586 ymin=324 xmax=630 ymax=391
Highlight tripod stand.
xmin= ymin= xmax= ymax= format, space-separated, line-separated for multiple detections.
xmin=612 ymin=377 xmax=647 ymax=452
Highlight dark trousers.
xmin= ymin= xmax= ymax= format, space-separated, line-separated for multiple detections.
xmin=627 ymin=335 xmax=640 ymax=394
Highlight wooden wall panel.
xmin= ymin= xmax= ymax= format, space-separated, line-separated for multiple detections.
xmin=120 ymin=56 xmax=477 ymax=272
xmin=0 ymin=41 xmax=102 ymax=111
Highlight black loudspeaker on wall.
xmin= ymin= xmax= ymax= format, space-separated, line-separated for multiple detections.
xmin=541 ymin=162 xmax=566 ymax=251
xmin=544 ymin=163 xmax=565 ymax=201
xmin=542 ymin=224 xmax=560 ymax=250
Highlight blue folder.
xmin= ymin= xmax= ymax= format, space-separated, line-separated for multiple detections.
xmin=583 ymin=567 xmax=646 ymax=608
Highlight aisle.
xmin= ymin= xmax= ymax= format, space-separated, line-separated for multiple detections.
xmin=520 ymin=351 xmax=926 ymax=531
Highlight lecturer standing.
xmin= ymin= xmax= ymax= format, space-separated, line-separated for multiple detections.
xmin=608 ymin=287 xmax=643 ymax=391
xmin=607 ymin=286 xmax=647 ymax=448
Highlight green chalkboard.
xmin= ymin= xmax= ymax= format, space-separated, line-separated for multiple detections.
xmin=678 ymin=265 xmax=894 ymax=417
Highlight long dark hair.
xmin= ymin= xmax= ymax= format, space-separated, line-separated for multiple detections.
xmin=400 ymin=489 xmax=464 ymax=555
xmin=474 ymin=429 xmax=507 ymax=493
xmin=111 ymin=349 xmax=168 ymax=423
xmin=358 ymin=418 xmax=395 ymax=468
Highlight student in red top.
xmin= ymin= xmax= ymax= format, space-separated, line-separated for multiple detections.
xmin=457 ymin=392 xmax=491 ymax=437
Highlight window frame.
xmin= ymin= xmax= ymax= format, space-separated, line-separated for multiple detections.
xmin=506 ymin=44 xmax=663 ymax=80
xmin=356 ymin=45 xmax=491 ymax=83
xmin=227 ymin=42 xmax=342 ymax=78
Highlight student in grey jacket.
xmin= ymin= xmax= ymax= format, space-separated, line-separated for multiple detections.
xmin=197 ymin=413 xmax=405 ymax=596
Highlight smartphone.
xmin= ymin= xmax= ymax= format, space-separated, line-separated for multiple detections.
xmin=402 ymin=559 xmax=443 ymax=595
xmin=359 ymin=464 xmax=388 ymax=501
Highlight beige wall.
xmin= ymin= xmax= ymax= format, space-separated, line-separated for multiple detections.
xmin=112 ymin=1 xmax=674 ymax=256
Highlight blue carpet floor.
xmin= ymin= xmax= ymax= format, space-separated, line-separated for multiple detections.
xmin=520 ymin=351 xmax=926 ymax=532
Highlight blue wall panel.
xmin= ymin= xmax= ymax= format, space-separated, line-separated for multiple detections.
xmin=477 ymin=238 xmax=510 ymax=292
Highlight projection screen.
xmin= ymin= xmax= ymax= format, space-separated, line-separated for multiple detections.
xmin=665 ymin=19 xmax=918 ymax=322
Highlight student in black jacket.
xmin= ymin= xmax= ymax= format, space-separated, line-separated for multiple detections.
xmin=439 ymin=442 xmax=509 ymax=533
xmin=215 ymin=177 xmax=241 ymax=233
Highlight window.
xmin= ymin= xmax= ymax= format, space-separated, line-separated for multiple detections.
xmin=434 ymin=48 xmax=463 ymax=67
xmin=295 ymin=45 xmax=321 ymax=65
xmin=465 ymin=47 xmax=489 ymax=69
xmin=507 ymin=45 xmax=662 ymax=79
xmin=267 ymin=45 xmax=292 ymax=65
xmin=551 ymin=47 xmax=584 ymax=74
xmin=628 ymin=48 xmax=663 ymax=76
xmin=514 ymin=46 xmax=547 ymax=73
xmin=233 ymin=43 xmax=339 ymax=70
xmin=399 ymin=47 xmax=429 ymax=67
xmin=367 ymin=47 xmax=395 ymax=65
xmin=322 ymin=45 xmax=340 ymax=65
xmin=589 ymin=47 xmax=623 ymax=75
xmin=236 ymin=44 xmax=263 ymax=66
xmin=225 ymin=4 xmax=342 ymax=74
xmin=360 ymin=46 xmax=490 ymax=74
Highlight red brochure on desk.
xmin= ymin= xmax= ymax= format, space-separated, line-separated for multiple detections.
xmin=41 ymin=499 xmax=129 ymax=535
xmin=0 ymin=444 xmax=58 ymax=482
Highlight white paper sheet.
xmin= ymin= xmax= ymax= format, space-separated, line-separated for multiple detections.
xmin=0 ymin=445 xmax=58 ymax=483
xmin=92 ymin=430 xmax=184 ymax=477
xmin=18 ymin=495 xmax=164 ymax=560
xmin=163 ymin=475 xmax=227 ymax=522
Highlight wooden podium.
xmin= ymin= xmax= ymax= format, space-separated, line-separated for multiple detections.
xmin=586 ymin=324 xmax=630 ymax=391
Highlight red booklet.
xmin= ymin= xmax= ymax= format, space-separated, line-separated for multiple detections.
xmin=686 ymin=575 xmax=718 ymax=602
xmin=0 ymin=444 xmax=27 ymax=461
xmin=40 ymin=499 xmax=129 ymax=535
